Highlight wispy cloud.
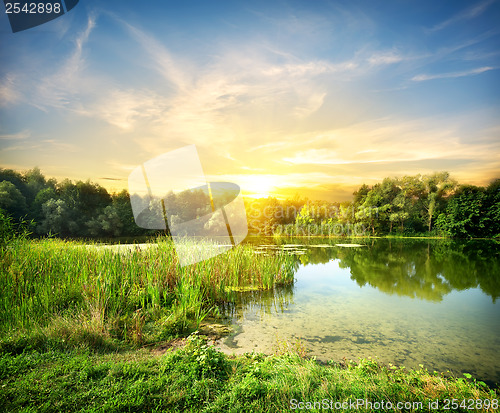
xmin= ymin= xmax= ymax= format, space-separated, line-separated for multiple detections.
xmin=33 ymin=14 xmax=97 ymax=110
xmin=0 ymin=14 xmax=97 ymax=113
xmin=248 ymin=141 xmax=290 ymax=153
xmin=87 ymin=89 xmax=168 ymax=130
xmin=0 ymin=130 xmax=30 ymax=140
xmin=0 ymin=138 xmax=78 ymax=153
xmin=283 ymin=149 xmax=346 ymax=165
xmin=119 ymin=19 xmax=192 ymax=92
xmin=367 ymin=51 xmax=405 ymax=66
xmin=411 ymin=66 xmax=495 ymax=81
xmin=277 ymin=116 xmax=500 ymax=172
xmin=99 ymin=177 xmax=124 ymax=181
xmin=0 ymin=73 xmax=22 ymax=107
xmin=433 ymin=30 xmax=500 ymax=59
xmin=429 ymin=0 xmax=496 ymax=32
xmin=106 ymin=161 xmax=142 ymax=173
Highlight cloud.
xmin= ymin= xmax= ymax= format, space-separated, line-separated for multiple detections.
xmin=261 ymin=60 xmax=359 ymax=77
xmin=0 ymin=73 xmax=22 ymax=107
xmin=108 ymin=24 xmax=363 ymax=150
xmin=0 ymin=14 xmax=98 ymax=113
xmin=87 ymin=89 xmax=168 ymax=130
xmin=367 ymin=51 xmax=405 ymax=66
xmin=0 ymin=11 xmax=441 ymax=143
xmin=0 ymin=138 xmax=78 ymax=153
xmin=33 ymin=14 xmax=97 ymax=110
xmin=294 ymin=92 xmax=326 ymax=118
xmin=429 ymin=0 xmax=496 ymax=32
xmin=248 ymin=141 xmax=290 ymax=153
xmin=106 ymin=161 xmax=140 ymax=173
xmin=119 ymin=20 xmax=192 ymax=92
xmin=277 ymin=116 xmax=500 ymax=174
xmin=433 ymin=30 xmax=500 ymax=61
xmin=99 ymin=177 xmax=124 ymax=181
xmin=411 ymin=66 xmax=495 ymax=81
xmin=283 ymin=149 xmax=346 ymax=165
xmin=207 ymin=171 xmax=345 ymax=191
xmin=0 ymin=130 xmax=30 ymax=140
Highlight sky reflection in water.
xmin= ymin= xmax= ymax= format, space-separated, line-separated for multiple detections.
xmin=218 ymin=239 xmax=500 ymax=386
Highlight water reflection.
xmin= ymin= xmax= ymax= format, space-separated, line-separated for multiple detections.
xmin=256 ymin=238 xmax=500 ymax=303
xmin=217 ymin=238 xmax=500 ymax=385
xmin=220 ymin=284 xmax=295 ymax=320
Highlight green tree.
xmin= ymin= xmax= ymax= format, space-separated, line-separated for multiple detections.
xmin=87 ymin=205 xmax=124 ymax=237
xmin=353 ymin=184 xmax=370 ymax=206
xmin=296 ymin=204 xmax=315 ymax=226
xmin=389 ymin=179 xmax=412 ymax=233
xmin=355 ymin=179 xmax=397 ymax=235
xmin=31 ymin=187 xmax=57 ymax=226
xmin=24 ymin=167 xmax=55 ymax=204
xmin=436 ymin=185 xmax=486 ymax=238
xmin=420 ymin=172 xmax=456 ymax=232
xmin=261 ymin=197 xmax=282 ymax=235
xmin=111 ymin=189 xmax=147 ymax=236
xmin=0 ymin=169 xmax=29 ymax=201
xmin=54 ymin=179 xmax=113 ymax=236
xmin=0 ymin=180 xmax=28 ymax=220
xmin=39 ymin=198 xmax=79 ymax=237
xmin=484 ymin=179 xmax=500 ymax=237
xmin=283 ymin=193 xmax=307 ymax=224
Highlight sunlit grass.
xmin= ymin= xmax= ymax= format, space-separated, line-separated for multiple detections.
xmin=0 ymin=335 xmax=496 ymax=412
xmin=1 ymin=239 xmax=497 ymax=412
xmin=0 ymin=238 xmax=296 ymax=350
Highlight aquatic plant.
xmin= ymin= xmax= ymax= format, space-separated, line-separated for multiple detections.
xmin=0 ymin=238 xmax=296 ymax=349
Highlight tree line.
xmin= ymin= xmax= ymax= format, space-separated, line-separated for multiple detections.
xmin=0 ymin=167 xmax=144 ymax=239
xmin=248 ymin=172 xmax=500 ymax=238
xmin=0 ymin=168 xmax=499 ymax=239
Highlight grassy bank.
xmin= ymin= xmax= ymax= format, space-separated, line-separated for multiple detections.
xmin=0 ymin=238 xmax=296 ymax=351
xmin=0 ymin=334 xmax=497 ymax=412
xmin=1 ymin=238 xmax=498 ymax=412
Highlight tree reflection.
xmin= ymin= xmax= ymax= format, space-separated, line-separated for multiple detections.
xmin=265 ymin=238 xmax=500 ymax=303
xmin=337 ymin=241 xmax=453 ymax=302
xmin=334 ymin=239 xmax=500 ymax=302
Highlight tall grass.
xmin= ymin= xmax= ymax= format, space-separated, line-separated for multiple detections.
xmin=0 ymin=238 xmax=296 ymax=349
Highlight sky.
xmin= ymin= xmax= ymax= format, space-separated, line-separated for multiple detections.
xmin=0 ymin=0 xmax=499 ymax=201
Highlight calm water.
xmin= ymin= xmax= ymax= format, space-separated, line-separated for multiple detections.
xmin=217 ymin=238 xmax=500 ymax=385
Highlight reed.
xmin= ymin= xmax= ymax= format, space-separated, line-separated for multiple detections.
xmin=0 ymin=238 xmax=296 ymax=348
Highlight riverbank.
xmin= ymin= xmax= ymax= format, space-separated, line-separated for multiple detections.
xmin=0 ymin=238 xmax=295 ymax=352
xmin=1 ymin=333 xmax=497 ymax=412
xmin=1 ymin=238 xmax=498 ymax=411
xmin=269 ymin=232 xmax=500 ymax=241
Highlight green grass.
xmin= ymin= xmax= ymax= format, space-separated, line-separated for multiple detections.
xmin=0 ymin=334 xmax=497 ymax=412
xmin=1 ymin=238 xmax=498 ymax=412
xmin=0 ymin=238 xmax=296 ymax=351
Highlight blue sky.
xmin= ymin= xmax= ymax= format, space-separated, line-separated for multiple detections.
xmin=0 ymin=0 xmax=499 ymax=200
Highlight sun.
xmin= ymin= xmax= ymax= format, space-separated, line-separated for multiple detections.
xmin=240 ymin=174 xmax=278 ymax=199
